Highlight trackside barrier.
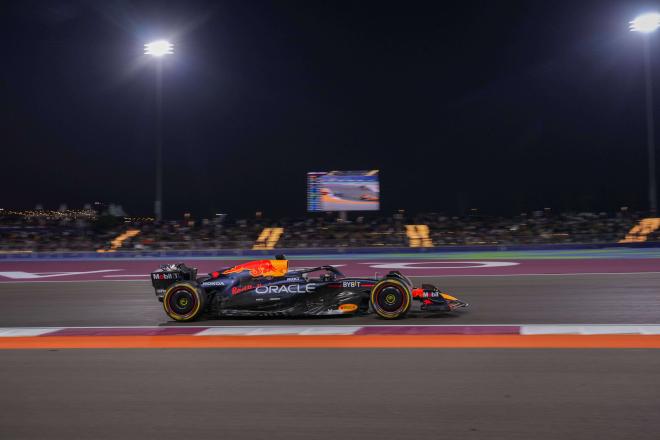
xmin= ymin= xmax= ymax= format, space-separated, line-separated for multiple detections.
xmin=0 ymin=241 xmax=659 ymax=260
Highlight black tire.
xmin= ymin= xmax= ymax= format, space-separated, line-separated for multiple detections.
xmin=370 ymin=278 xmax=412 ymax=319
xmin=163 ymin=282 xmax=206 ymax=322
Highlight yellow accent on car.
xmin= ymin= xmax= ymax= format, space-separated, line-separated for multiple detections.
xmin=268 ymin=259 xmax=289 ymax=276
xmin=338 ymin=303 xmax=359 ymax=312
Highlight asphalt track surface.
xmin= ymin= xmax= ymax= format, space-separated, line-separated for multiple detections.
xmin=2 ymin=349 xmax=659 ymax=440
xmin=1 ymin=273 xmax=659 ymax=327
xmin=2 ymin=261 xmax=660 ymax=439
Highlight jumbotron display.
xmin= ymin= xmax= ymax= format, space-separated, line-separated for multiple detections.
xmin=307 ymin=170 xmax=380 ymax=211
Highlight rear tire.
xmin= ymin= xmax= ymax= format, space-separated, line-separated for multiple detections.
xmin=163 ymin=282 xmax=206 ymax=322
xmin=370 ymin=278 xmax=412 ymax=319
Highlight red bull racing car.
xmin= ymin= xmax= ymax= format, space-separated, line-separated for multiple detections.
xmin=151 ymin=255 xmax=468 ymax=321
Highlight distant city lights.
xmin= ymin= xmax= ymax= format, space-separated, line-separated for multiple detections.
xmin=0 ymin=209 xmax=97 ymax=220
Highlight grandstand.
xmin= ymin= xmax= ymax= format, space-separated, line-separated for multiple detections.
xmin=0 ymin=208 xmax=649 ymax=253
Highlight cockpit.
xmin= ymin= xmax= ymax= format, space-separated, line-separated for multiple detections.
xmin=210 ymin=255 xmax=344 ymax=284
xmin=296 ymin=266 xmax=344 ymax=283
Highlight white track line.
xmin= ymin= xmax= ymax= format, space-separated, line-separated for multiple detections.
xmin=521 ymin=325 xmax=660 ymax=335
xmin=0 ymin=328 xmax=63 ymax=337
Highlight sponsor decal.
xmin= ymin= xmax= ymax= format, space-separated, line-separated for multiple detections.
xmin=223 ymin=260 xmax=288 ymax=277
xmin=152 ymin=272 xmax=180 ymax=280
xmin=204 ymin=281 xmax=226 ymax=286
xmin=422 ymin=291 xmax=441 ymax=298
xmin=231 ymin=284 xmax=260 ymax=295
xmin=330 ymin=281 xmax=374 ymax=289
xmin=338 ymin=303 xmax=358 ymax=312
xmin=255 ymin=284 xmax=316 ymax=294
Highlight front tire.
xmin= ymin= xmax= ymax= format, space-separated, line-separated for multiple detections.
xmin=370 ymin=279 xmax=412 ymax=319
xmin=163 ymin=282 xmax=206 ymax=322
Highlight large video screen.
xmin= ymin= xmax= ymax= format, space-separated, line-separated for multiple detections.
xmin=307 ymin=170 xmax=380 ymax=211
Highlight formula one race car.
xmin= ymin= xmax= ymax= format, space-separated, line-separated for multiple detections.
xmin=150 ymin=255 xmax=468 ymax=321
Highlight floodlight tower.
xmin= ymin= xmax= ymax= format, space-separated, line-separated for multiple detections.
xmin=630 ymin=14 xmax=660 ymax=213
xmin=145 ymin=40 xmax=174 ymax=221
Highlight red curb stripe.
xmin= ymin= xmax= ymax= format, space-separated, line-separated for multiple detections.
xmin=355 ymin=325 xmax=520 ymax=335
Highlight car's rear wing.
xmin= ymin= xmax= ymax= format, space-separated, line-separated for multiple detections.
xmin=150 ymin=263 xmax=198 ymax=301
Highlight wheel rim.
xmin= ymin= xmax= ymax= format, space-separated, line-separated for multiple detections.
xmin=168 ymin=288 xmax=197 ymax=316
xmin=376 ymin=285 xmax=405 ymax=313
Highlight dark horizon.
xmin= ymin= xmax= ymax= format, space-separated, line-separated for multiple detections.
xmin=2 ymin=0 xmax=660 ymax=219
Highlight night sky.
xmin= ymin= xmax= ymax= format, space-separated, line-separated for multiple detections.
xmin=2 ymin=0 xmax=659 ymax=218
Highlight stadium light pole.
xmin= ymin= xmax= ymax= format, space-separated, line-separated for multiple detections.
xmin=144 ymin=40 xmax=174 ymax=221
xmin=630 ymin=14 xmax=659 ymax=214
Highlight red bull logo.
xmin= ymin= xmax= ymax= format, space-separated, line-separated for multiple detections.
xmin=223 ymin=260 xmax=288 ymax=278
xmin=231 ymin=284 xmax=261 ymax=295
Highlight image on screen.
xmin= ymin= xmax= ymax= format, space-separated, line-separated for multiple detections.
xmin=307 ymin=170 xmax=380 ymax=211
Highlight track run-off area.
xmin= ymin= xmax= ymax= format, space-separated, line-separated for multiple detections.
xmin=0 ymin=248 xmax=659 ymax=329
xmin=2 ymin=248 xmax=660 ymax=439
xmin=1 ymin=248 xmax=660 ymax=281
